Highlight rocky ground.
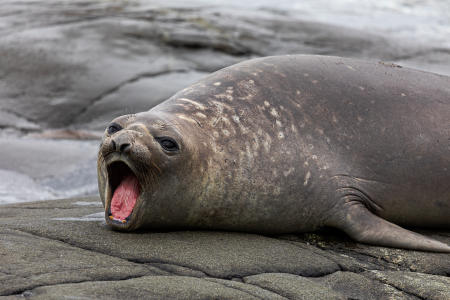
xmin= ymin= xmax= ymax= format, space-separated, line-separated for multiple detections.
xmin=1 ymin=197 xmax=449 ymax=299
xmin=1 ymin=1 xmax=449 ymax=298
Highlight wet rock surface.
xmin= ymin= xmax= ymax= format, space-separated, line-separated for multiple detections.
xmin=0 ymin=198 xmax=449 ymax=299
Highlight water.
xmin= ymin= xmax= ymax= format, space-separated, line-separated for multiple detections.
xmin=0 ymin=137 xmax=99 ymax=204
xmin=149 ymin=0 xmax=450 ymax=47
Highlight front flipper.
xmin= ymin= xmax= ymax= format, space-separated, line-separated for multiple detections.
xmin=328 ymin=203 xmax=450 ymax=252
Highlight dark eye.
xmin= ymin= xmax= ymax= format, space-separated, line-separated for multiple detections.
xmin=107 ymin=123 xmax=122 ymax=135
xmin=156 ymin=137 xmax=179 ymax=152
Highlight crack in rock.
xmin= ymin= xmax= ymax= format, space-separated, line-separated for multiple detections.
xmin=148 ymin=263 xmax=207 ymax=278
xmin=5 ymin=274 xmax=151 ymax=297
xmin=204 ymin=277 xmax=288 ymax=300
xmin=363 ymin=275 xmax=423 ymax=300
xmin=71 ymin=68 xmax=207 ymax=125
xmin=364 ymin=271 xmax=450 ymax=300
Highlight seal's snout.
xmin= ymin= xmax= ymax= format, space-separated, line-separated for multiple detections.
xmin=111 ymin=134 xmax=132 ymax=153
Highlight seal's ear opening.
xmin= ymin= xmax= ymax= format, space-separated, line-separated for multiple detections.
xmin=108 ymin=161 xmax=140 ymax=222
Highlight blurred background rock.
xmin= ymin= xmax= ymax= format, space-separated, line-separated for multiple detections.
xmin=1 ymin=0 xmax=449 ymax=203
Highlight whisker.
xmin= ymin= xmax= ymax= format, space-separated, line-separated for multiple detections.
xmin=150 ymin=161 xmax=162 ymax=175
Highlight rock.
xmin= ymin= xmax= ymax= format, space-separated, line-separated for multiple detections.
xmin=311 ymin=271 xmax=417 ymax=300
xmin=243 ymin=273 xmax=344 ymax=300
xmin=11 ymin=276 xmax=263 ymax=300
xmin=0 ymin=111 xmax=40 ymax=133
xmin=0 ymin=9 xmax=243 ymax=130
xmin=0 ymin=228 xmax=153 ymax=296
xmin=365 ymin=271 xmax=450 ymax=300
xmin=286 ymin=231 xmax=450 ymax=276
xmin=28 ymin=129 xmax=102 ymax=140
xmin=1 ymin=198 xmax=449 ymax=299
xmin=74 ymin=70 xmax=209 ymax=131
xmin=0 ymin=199 xmax=340 ymax=279
xmin=204 ymin=278 xmax=286 ymax=299
xmin=3 ymin=0 xmax=447 ymax=133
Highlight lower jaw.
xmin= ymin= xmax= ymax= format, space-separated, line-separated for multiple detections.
xmin=105 ymin=206 xmax=136 ymax=229
xmin=105 ymin=186 xmax=140 ymax=229
xmin=107 ymin=208 xmax=131 ymax=224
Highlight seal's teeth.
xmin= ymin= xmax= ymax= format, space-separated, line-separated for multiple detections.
xmin=108 ymin=215 xmax=127 ymax=223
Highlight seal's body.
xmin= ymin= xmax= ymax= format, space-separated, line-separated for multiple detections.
xmin=98 ymin=55 xmax=450 ymax=252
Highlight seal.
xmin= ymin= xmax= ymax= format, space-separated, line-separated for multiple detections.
xmin=97 ymin=55 xmax=450 ymax=252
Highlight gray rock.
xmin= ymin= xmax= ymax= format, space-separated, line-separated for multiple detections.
xmin=3 ymin=0 xmax=447 ymax=133
xmin=149 ymin=263 xmax=207 ymax=278
xmin=277 ymin=235 xmax=388 ymax=272
xmin=14 ymin=276 xmax=262 ymax=300
xmin=1 ymin=198 xmax=449 ymax=299
xmin=0 ymin=12 xmax=242 ymax=130
xmin=1 ymin=199 xmax=340 ymax=279
xmin=243 ymin=273 xmax=345 ymax=300
xmin=205 ymin=278 xmax=287 ymax=299
xmin=74 ymin=70 xmax=209 ymax=131
xmin=350 ymin=243 xmax=450 ymax=276
xmin=0 ymin=228 xmax=152 ymax=296
xmin=365 ymin=271 xmax=450 ymax=300
xmin=0 ymin=111 xmax=40 ymax=132
xmin=311 ymin=271 xmax=417 ymax=300
xmin=286 ymin=231 xmax=450 ymax=276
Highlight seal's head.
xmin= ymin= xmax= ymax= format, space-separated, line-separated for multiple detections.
xmin=97 ymin=112 xmax=200 ymax=231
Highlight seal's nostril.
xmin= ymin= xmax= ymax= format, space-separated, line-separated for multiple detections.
xmin=120 ymin=143 xmax=131 ymax=153
xmin=111 ymin=140 xmax=116 ymax=151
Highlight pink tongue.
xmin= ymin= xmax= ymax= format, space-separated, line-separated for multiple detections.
xmin=111 ymin=175 xmax=140 ymax=221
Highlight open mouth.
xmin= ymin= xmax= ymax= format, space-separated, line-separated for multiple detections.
xmin=107 ymin=160 xmax=141 ymax=224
